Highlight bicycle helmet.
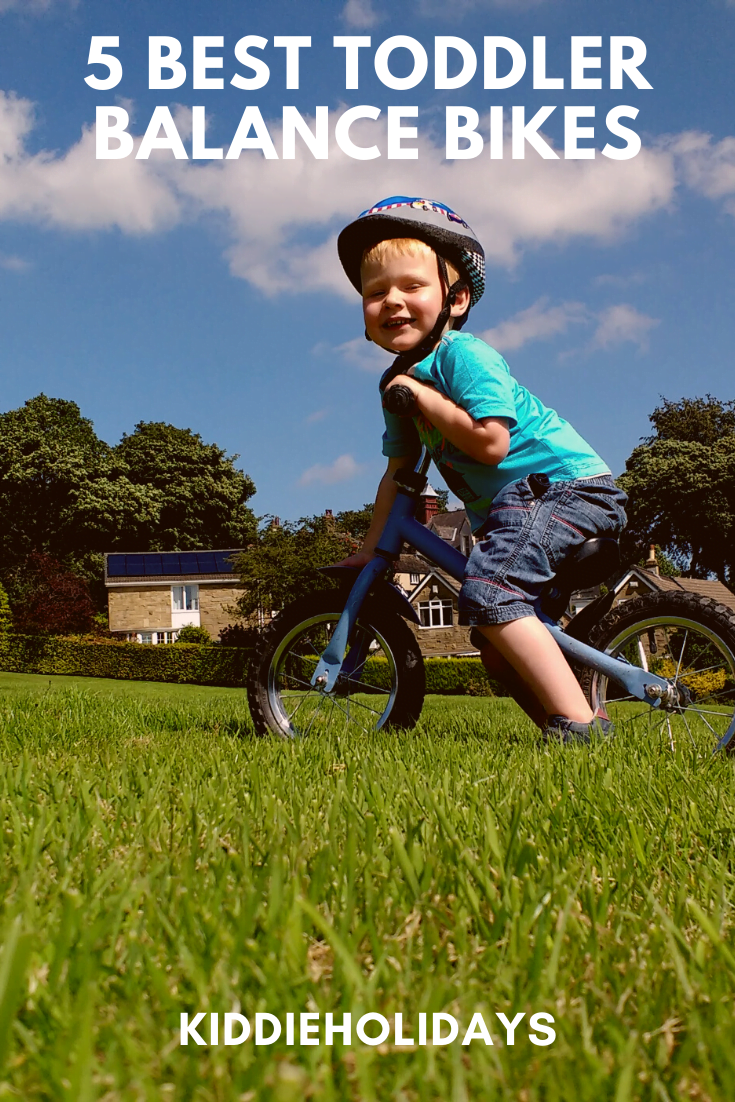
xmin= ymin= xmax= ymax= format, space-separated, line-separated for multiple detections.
xmin=338 ymin=196 xmax=485 ymax=369
xmin=338 ymin=196 xmax=485 ymax=305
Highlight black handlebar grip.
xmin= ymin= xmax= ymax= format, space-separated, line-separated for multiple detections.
xmin=382 ymin=384 xmax=417 ymax=417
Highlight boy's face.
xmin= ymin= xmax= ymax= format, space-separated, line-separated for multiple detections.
xmin=361 ymin=248 xmax=447 ymax=355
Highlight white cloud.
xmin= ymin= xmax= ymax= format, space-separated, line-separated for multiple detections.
xmin=341 ymin=0 xmax=381 ymax=28
xmin=591 ymin=304 xmax=659 ymax=351
xmin=0 ymin=0 xmax=75 ymax=11
xmin=331 ymin=336 xmax=392 ymax=372
xmin=668 ymin=130 xmax=735 ymax=214
xmin=0 ymin=92 xmax=181 ymax=233
xmin=4 ymin=89 xmax=735 ymax=304
xmin=480 ymin=297 xmax=588 ymax=352
xmin=0 ymin=251 xmax=30 ymax=271
xmin=298 ymin=453 xmax=365 ymax=486
xmin=305 ymin=408 xmax=329 ymax=424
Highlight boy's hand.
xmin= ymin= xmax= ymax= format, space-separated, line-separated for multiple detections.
xmin=331 ymin=550 xmax=376 ymax=569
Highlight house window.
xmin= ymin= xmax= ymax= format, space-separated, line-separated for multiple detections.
xmin=172 ymin=584 xmax=199 ymax=611
xmin=418 ymin=599 xmax=454 ymax=628
xmin=410 ymin=573 xmax=421 ymax=585
xmin=139 ymin=632 xmax=153 ymax=644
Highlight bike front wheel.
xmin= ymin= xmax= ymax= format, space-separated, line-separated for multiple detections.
xmin=580 ymin=591 xmax=735 ymax=753
xmin=246 ymin=590 xmax=426 ymax=738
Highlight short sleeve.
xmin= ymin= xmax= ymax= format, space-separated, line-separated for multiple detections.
xmin=382 ymin=407 xmax=421 ymax=458
xmin=414 ymin=336 xmax=518 ymax=427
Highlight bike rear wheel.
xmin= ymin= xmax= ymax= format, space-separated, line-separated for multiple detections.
xmin=580 ymin=591 xmax=735 ymax=752
xmin=247 ymin=591 xmax=426 ymax=738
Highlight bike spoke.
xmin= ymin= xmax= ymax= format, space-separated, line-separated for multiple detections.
xmin=342 ymin=675 xmax=391 ymax=695
xmin=329 ymin=693 xmax=374 ymax=734
xmin=680 ymin=710 xmax=697 ymax=748
xmin=340 ymin=694 xmax=385 ymax=718
xmin=674 ymin=630 xmax=689 ymax=684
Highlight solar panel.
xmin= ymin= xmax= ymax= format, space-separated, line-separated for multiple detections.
xmin=215 ymin=551 xmax=236 ymax=572
xmin=107 ymin=550 xmax=242 ymax=578
xmin=107 ymin=554 xmax=127 ymax=576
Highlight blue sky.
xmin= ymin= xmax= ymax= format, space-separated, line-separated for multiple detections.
xmin=1 ymin=0 xmax=734 ymax=526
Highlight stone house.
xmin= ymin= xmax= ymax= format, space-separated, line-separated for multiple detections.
xmin=393 ymin=485 xmax=478 ymax=656
xmin=105 ymin=550 xmax=242 ymax=643
xmin=612 ymin=545 xmax=735 ymax=611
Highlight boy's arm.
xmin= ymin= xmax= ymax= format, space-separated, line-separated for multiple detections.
xmin=385 ymin=375 xmax=510 ymax=465
xmin=333 ymin=454 xmax=419 ymax=567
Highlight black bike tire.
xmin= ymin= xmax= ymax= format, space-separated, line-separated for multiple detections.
xmin=579 ymin=590 xmax=735 ymax=751
xmin=246 ymin=590 xmax=426 ymax=738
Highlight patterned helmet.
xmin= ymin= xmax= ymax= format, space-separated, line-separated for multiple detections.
xmin=337 ymin=196 xmax=485 ymax=308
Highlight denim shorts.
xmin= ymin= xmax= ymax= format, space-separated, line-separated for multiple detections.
xmin=458 ymin=474 xmax=628 ymax=626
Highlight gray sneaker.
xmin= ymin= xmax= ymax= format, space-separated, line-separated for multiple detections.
xmin=542 ymin=714 xmax=615 ymax=745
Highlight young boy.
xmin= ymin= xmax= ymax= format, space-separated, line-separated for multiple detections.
xmin=336 ymin=196 xmax=628 ymax=743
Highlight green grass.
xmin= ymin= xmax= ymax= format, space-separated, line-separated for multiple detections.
xmin=0 ymin=679 xmax=734 ymax=1100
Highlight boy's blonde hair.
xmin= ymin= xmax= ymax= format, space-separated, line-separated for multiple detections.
xmin=360 ymin=237 xmax=460 ymax=285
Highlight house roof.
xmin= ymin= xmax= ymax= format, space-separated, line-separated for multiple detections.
xmin=105 ymin=549 xmax=241 ymax=582
xmin=395 ymin=554 xmax=429 ymax=574
xmin=615 ymin=566 xmax=735 ymax=612
xmin=428 ymin=509 xmax=467 ymax=531
xmin=407 ymin=567 xmax=461 ymax=602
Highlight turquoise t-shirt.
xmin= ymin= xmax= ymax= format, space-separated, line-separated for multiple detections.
xmin=382 ymin=331 xmax=610 ymax=533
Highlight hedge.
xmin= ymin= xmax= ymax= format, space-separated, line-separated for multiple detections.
xmin=0 ymin=635 xmax=249 ymax=688
xmin=0 ymin=634 xmax=506 ymax=696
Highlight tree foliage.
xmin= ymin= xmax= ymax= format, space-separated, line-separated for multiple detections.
xmin=234 ymin=515 xmax=357 ymax=620
xmin=115 ymin=422 xmax=257 ymax=551
xmin=0 ymin=396 xmax=257 ymax=610
xmin=0 ymin=582 xmax=12 ymax=636
xmin=0 ymin=395 xmax=155 ymax=575
xmin=174 ymin=624 xmax=212 ymax=645
xmin=334 ymin=504 xmax=374 ymax=545
xmin=619 ymin=396 xmax=735 ymax=583
xmin=8 ymin=553 xmax=96 ymax=636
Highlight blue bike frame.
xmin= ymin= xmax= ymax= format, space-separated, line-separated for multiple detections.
xmin=310 ymin=452 xmax=735 ymax=748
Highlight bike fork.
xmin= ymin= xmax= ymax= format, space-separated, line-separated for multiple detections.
xmin=310 ymin=556 xmax=391 ymax=693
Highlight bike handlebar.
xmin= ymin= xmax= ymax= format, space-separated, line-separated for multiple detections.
xmin=382 ymin=384 xmax=417 ymax=418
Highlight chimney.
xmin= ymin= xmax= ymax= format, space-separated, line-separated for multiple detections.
xmin=270 ymin=516 xmax=281 ymax=529
xmin=645 ymin=544 xmax=659 ymax=576
xmin=325 ymin=509 xmax=333 ymax=517
xmin=417 ymin=483 xmax=439 ymax=526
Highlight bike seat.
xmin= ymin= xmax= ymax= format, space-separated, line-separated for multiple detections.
xmin=538 ymin=538 xmax=620 ymax=621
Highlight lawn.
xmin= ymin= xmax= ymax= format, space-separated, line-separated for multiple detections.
xmin=0 ymin=675 xmax=734 ymax=1100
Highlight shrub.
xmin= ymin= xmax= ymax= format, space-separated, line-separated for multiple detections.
xmin=8 ymin=553 xmax=95 ymax=635
xmin=0 ymin=582 xmax=11 ymax=636
xmin=174 ymin=624 xmax=211 ymax=645
xmin=0 ymin=636 xmax=507 ymax=696
xmin=0 ymin=634 xmax=250 ymax=687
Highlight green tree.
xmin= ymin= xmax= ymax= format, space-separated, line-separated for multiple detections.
xmin=0 ymin=398 xmax=257 ymax=608
xmin=434 ymin=488 xmax=450 ymax=513
xmin=335 ymin=503 xmax=374 ymax=544
xmin=0 ymin=395 xmax=156 ymax=575
xmin=174 ymin=624 xmax=212 ymax=645
xmin=619 ymin=396 xmax=735 ymax=583
xmin=0 ymin=581 xmax=12 ymax=636
xmin=115 ymin=422 xmax=257 ymax=551
xmin=234 ymin=514 xmax=356 ymax=620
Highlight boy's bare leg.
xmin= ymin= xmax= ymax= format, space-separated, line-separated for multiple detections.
xmin=477 ymin=617 xmax=594 ymax=724
xmin=477 ymin=641 xmax=547 ymax=728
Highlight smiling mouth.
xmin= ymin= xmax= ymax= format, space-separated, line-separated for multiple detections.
xmin=383 ymin=317 xmax=414 ymax=330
